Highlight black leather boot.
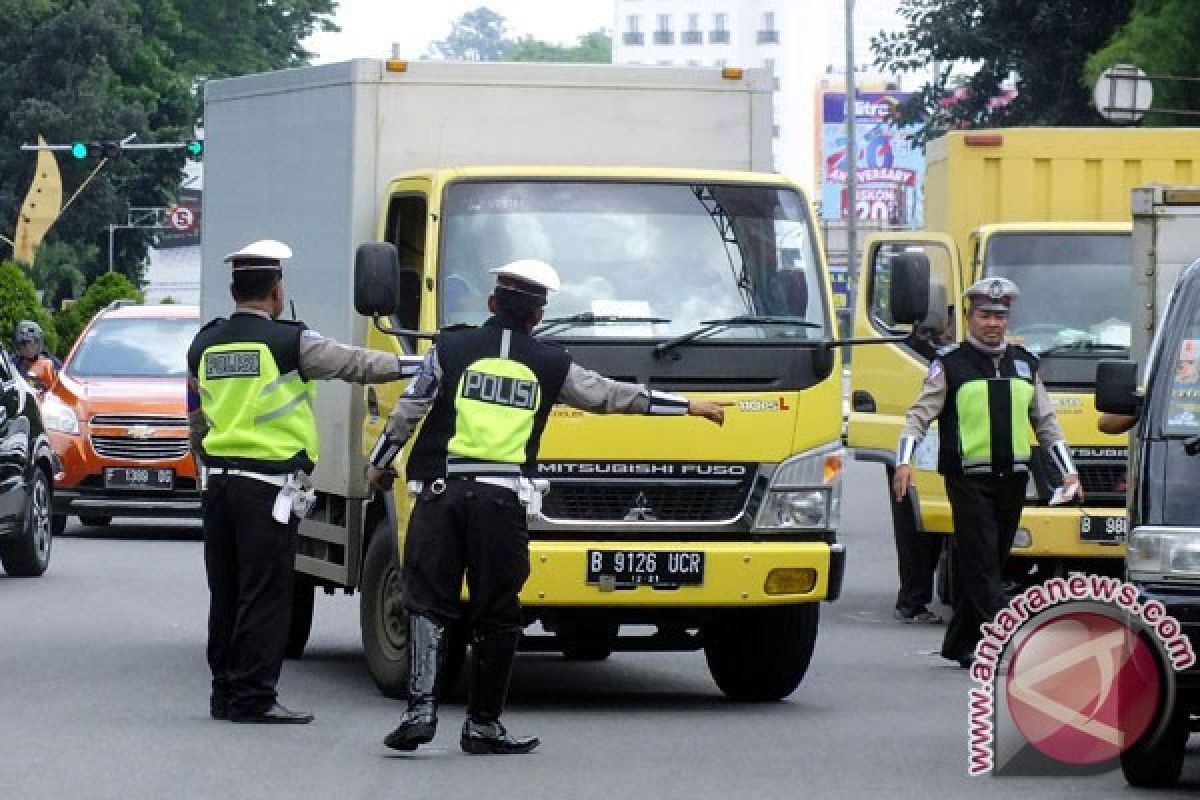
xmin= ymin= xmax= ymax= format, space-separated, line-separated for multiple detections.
xmin=460 ymin=631 xmax=539 ymax=755
xmin=383 ymin=614 xmax=446 ymax=751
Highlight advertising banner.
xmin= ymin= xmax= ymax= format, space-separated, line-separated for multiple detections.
xmin=820 ymin=92 xmax=925 ymax=227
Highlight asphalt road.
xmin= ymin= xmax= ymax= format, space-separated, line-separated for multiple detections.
xmin=1 ymin=461 xmax=1195 ymax=799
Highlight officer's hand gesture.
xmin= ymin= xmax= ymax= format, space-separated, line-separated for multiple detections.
xmin=688 ymin=400 xmax=725 ymax=426
xmin=1062 ymin=472 xmax=1084 ymax=502
xmin=893 ymin=465 xmax=913 ymax=502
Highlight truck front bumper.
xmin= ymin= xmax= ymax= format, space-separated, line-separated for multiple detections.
xmin=519 ymin=539 xmax=843 ymax=607
xmin=1009 ymin=506 xmax=1127 ymax=560
xmin=1137 ymin=582 xmax=1200 ymax=695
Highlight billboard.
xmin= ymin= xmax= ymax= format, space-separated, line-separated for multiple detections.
xmin=819 ymin=92 xmax=925 ymax=227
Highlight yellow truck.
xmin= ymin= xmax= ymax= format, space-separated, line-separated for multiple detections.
xmin=849 ymin=128 xmax=1200 ymax=588
xmin=201 ymin=60 xmax=878 ymax=701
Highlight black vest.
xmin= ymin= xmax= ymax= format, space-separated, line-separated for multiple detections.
xmin=936 ymin=342 xmax=1039 ymax=476
xmin=405 ymin=316 xmax=571 ymax=480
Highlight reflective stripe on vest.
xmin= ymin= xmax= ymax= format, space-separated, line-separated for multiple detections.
xmin=447 ymin=356 xmax=541 ymax=465
xmin=197 ymin=341 xmax=318 ymax=465
xmin=955 ymin=377 xmax=1034 ymax=471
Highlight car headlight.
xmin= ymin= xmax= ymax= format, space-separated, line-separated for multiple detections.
xmin=755 ymin=445 xmax=843 ymax=531
xmin=40 ymin=397 xmax=80 ymax=435
xmin=1128 ymin=527 xmax=1200 ymax=581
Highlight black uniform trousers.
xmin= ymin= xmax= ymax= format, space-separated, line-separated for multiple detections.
xmin=941 ymin=472 xmax=1028 ymax=661
xmin=203 ymin=474 xmax=298 ymax=715
xmin=885 ymin=466 xmax=944 ymax=613
xmin=401 ymin=479 xmax=531 ymax=635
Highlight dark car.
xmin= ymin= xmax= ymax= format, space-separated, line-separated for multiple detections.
xmin=1096 ymin=258 xmax=1200 ymax=788
xmin=0 ymin=342 xmax=57 ymax=576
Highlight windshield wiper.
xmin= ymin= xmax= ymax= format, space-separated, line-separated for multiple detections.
xmin=1037 ymin=341 xmax=1128 ymax=357
xmin=534 ymin=312 xmax=670 ymax=337
xmin=653 ymin=315 xmax=820 ymax=357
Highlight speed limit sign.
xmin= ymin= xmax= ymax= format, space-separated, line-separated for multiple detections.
xmin=167 ymin=205 xmax=196 ymax=233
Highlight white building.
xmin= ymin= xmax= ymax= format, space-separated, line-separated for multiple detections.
xmin=611 ymin=1 xmax=831 ymax=193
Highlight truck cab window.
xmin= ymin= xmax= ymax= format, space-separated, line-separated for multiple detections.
xmin=868 ymin=242 xmax=952 ymax=334
xmin=385 ymin=193 xmax=427 ymax=331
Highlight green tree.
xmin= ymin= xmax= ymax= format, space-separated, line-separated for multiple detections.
xmin=0 ymin=1 xmax=337 ymax=286
xmin=30 ymin=240 xmax=90 ymax=310
xmin=0 ymin=262 xmax=58 ymax=354
xmin=431 ymin=7 xmax=511 ymax=61
xmin=872 ymin=0 xmax=1135 ymax=141
xmin=53 ymin=271 xmax=145 ymax=356
xmin=1087 ymin=0 xmax=1200 ymax=125
xmin=509 ymin=30 xmax=612 ymax=63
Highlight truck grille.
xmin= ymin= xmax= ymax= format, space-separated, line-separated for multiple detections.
xmin=1075 ymin=462 xmax=1127 ymax=504
xmin=542 ymin=482 xmax=752 ymax=523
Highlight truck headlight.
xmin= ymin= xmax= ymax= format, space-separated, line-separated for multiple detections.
xmin=755 ymin=445 xmax=843 ymax=531
xmin=1128 ymin=527 xmax=1200 ymax=581
xmin=40 ymin=396 xmax=79 ymax=435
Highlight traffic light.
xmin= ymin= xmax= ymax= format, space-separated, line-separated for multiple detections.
xmin=185 ymin=139 xmax=204 ymax=158
xmin=70 ymin=141 xmax=122 ymax=160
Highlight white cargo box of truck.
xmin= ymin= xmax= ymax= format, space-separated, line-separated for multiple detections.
xmin=201 ymin=59 xmax=774 ymax=497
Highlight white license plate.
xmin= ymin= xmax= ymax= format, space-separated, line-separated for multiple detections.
xmin=104 ymin=467 xmax=174 ymax=491
xmin=1080 ymin=514 xmax=1126 ymax=543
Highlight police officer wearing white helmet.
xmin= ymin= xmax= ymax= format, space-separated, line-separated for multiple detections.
xmin=892 ymin=277 xmax=1082 ymax=668
xmin=187 ymin=239 xmax=422 ymax=724
xmin=366 ymin=258 xmax=724 ymax=755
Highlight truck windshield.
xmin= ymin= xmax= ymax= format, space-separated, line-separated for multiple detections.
xmin=984 ymin=233 xmax=1131 ymax=356
xmin=439 ymin=180 xmax=828 ymax=341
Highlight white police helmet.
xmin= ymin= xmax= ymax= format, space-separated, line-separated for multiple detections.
xmin=964 ymin=277 xmax=1019 ymax=313
xmin=488 ymin=259 xmax=561 ymax=294
xmin=223 ymin=239 xmax=293 ymax=270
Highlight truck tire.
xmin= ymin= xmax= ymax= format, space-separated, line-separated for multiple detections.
xmin=284 ymin=575 xmax=316 ymax=659
xmin=703 ymin=603 xmax=819 ymax=701
xmin=79 ymin=515 xmax=112 ymax=527
xmin=359 ymin=521 xmax=467 ymax=698
xmin=0 ymin=470 xmax=52 ymax=577
xmin=1120 ymin=700 xmax=1189 ymax=788
xmin=361 ymin=522 xmax=409 ymax=698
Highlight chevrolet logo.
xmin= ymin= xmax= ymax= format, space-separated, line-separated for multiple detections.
xmin=126 ymin=425 xmax=156 ymax=439
xmin=623 ymin=491 xmax=657 ymax=522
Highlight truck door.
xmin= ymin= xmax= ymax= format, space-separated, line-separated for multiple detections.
xmin=846 ymin=233 xmax=961 ymax=468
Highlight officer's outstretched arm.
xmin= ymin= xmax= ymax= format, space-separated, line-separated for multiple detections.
xmin=557 ymin=364 xmax=723 ymax=425
xmin=366 ymin=348 xmax=441 ymax=487
xmin=298 ymin=331 xmax=424 ymax=384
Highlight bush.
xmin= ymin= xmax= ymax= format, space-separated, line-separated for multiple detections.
xmin=54 ymin=272 xmax=144 ymax=356
xmin=0 ymin=262 xmax=58 ymax=354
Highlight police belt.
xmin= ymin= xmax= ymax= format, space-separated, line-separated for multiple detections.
xmin=206 ymin=467 xmax=289 ymax=488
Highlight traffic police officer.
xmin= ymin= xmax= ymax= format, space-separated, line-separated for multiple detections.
xmin=366 ymin=259 xmax=725 ymax=754
xmin=187 ymin=239 xmax=420 ymax=723
xmin=892 ymin=278 xmax=1082 ymax=667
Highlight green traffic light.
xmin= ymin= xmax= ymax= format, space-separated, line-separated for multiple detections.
xmin=186 ymin=139 xmax=204 ymax=157
xmin=70 ymin=142 xmax=87 ymax=159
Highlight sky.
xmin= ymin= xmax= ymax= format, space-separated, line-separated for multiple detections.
xmin=305 ymin=0 xmax=613 ymax=64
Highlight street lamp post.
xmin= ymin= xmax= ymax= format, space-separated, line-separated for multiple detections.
xmin=844 ymin=0 xmax=858 ymax=311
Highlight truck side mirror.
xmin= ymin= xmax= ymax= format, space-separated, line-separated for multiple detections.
xmin=1095 ymin=360 xmax=1141 ymax=416
xmin=889 ymin=252 xmax=931 ymax=325
xmin=354 ymin=243 xmax=401 ymax=317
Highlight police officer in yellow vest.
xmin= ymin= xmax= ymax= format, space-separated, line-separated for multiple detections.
xmin=366 ymin=259 xmax=725 ymax=754
xmin=187 ymin=239 xmax=420 ymax=724
xmin=892 ymin=278 xmax=1083 ymax=668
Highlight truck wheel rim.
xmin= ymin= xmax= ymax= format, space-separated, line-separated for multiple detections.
xmin=379 ymin=566 xmax=407 ymax=659
xmin=31 ymin=477 xmax=51 ymax=564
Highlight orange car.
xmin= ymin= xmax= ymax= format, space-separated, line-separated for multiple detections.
xmin=40 ymin=302 xmax=201 ymax=533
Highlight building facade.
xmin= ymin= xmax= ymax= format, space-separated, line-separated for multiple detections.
xmin=611 ymin=0 xmax=830 ymax=192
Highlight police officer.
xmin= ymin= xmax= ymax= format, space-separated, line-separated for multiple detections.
xmin=366 ymin=259 xmax=725 ymax=754
xmin=11 ymin=320 xmax=60 ymax=388
xmin=187 ymin=239 xmax=420 ymax=724
xmin=892 ymin=278 xmax=1082 ymax=667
